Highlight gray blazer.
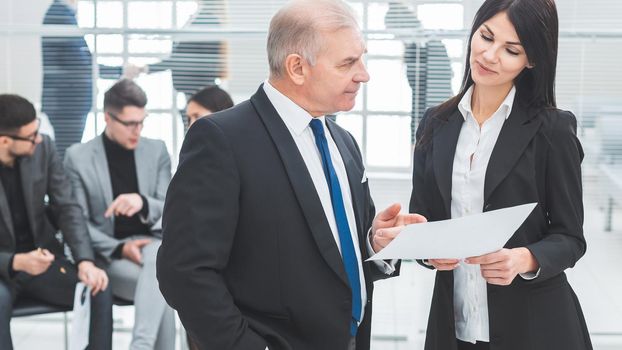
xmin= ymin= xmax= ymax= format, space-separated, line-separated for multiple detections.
xmin=0 ymin=135 xmax=94 ymax=280
xmin=64 ymin=134 xmax=171 ymax=262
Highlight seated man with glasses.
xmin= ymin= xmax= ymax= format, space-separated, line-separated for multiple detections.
xmin=64 ymin=79 xmax=175 ymax=349
xmin=0 ymin=94 xmax=112 ymax=350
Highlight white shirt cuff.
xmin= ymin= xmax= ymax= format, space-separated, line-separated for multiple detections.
xmin=366 ymin=228 xmax=397 ymax=275
xmin=519 ymin=268 xmax=541 ymax=280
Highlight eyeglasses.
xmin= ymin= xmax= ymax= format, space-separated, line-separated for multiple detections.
xmin=108 ymin=112 xmax=146 ymax=130
xmin=0 ymin=119 xmax=41 ymax=145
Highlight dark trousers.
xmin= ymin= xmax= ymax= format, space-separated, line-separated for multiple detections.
xmin=46 ymin=111 xmax=88 ymax=159
xmin=0 ymin=256 xmax=112 ymax=350
xmin=458 ymin=339 xmax=490 ymax=350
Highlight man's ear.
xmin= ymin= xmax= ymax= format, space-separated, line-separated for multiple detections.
xmin=284 ymin=54 xmax=306 ymax=86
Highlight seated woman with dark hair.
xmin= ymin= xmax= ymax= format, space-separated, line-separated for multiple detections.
xmin=185 ymin=86 xmax=234 ymax=127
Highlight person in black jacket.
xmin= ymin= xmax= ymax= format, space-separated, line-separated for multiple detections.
xmin=41 ymin=0 xmax=134 ymax=158
xmin=385 ymin=2 xmax=453 ymax=143
xmin=410 ymin=1 xmax=592 ymax=349
xmin=0 ymin=94 xmax=112 ymax=350
xmin=157 ymin=1 xmax=426 ymax=349
xmin=146 ymin=0 xmax=228 ymax=128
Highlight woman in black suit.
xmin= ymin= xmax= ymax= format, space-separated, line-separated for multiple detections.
xmin=409 ymin=0 xmax=592 ymax=349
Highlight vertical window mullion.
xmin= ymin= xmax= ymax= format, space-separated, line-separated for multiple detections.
xmin=93 ymin=0 xmax=100 ymax=136
xmin=361 ymin=0 xmax=369 ymax=168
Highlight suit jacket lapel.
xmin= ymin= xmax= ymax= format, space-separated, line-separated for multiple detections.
xmin=325 ymin=120 xmax=366 ymax=256
xmin=250 ymin=85 xmax=350 ymax=288
xmin=134 ymin=139 xmax=150 ymax=195
xmin=433 ymin=111 xmax=463 ymax=218
xmin=0 ymin=180 xmax=14 ymax=237
xmin=484 ymin=102 xmax=542 ymax=203
xmin=93 ymin=136 xmax=114 ymax=206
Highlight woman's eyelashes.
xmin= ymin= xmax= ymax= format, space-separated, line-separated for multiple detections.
xmin=480 ymin=32 xmax=521 ymax=56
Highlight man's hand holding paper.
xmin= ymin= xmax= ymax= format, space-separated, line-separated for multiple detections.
xmin=370 ymin=203 xmax=427 ymax=253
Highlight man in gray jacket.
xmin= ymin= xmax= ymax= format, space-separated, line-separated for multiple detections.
xmin=0 ymin=94 xmax=111 ymax=349
xmin=65 ymin=79 xmax=175 ymax=350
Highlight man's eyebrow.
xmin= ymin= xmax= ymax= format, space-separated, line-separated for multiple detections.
xmin=342 ymin=46 xmax=367 ymax=63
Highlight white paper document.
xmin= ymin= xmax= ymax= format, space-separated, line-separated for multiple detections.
xmin=367 ymin=203 xmax=537 ymax=261
xmin=70 ymin=282 xmax=91 ymax=350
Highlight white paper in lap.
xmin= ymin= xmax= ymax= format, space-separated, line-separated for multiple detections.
xmin=70 ymin=283 xmax=91 ymax=350
xmin=367 ymin=203 xmax=537 ymax=260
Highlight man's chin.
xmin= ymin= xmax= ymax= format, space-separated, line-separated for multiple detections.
xmin=338 ymin=101 xmax=356 ymax=113
xmin=12 ymin=148 xmax=36 ymax=158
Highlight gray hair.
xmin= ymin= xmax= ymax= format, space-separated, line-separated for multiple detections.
xmin=267 ymin=0 xmax=360 ymax=78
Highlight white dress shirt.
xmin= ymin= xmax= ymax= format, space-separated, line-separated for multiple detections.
xmin=263 ymin=81 xmax=392 ymax=326
xmin=451 ymin=85 xmax=516 ymax=343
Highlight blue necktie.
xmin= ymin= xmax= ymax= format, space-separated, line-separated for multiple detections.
xmin=309 ymin=118 xmax=362 ymax=336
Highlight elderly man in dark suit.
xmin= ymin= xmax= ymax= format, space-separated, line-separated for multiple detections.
xmin=0 ymin=94 xmax=112 ymax=350
xmin=157 ymin=1 xmax=426 ymax=349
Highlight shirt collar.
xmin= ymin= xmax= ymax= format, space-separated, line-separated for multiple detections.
xmin=458 ymin=85 xmax=516 ymax=121
xmin=262 ymin=80 xmax=326 ymax=136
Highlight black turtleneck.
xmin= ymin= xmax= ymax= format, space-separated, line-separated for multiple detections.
xmin=102 ymin=133 xmax=150 ymax=240
xmin=0 ymin=159 xmax=36 ymax=254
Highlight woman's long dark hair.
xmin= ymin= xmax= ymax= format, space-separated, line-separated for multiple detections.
xmin=417 ymin=0 xmax=559 ymax=147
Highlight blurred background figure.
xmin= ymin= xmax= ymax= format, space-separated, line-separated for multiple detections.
xmin=146 ymin=0 xmax=228 ymax=127
xmin=385 ymin=1 xmax=452 ymax=143
xmin=41 ymin=0 xmax=139 ymax=158
xmin=185 ymin=85 xmax=233 ymax=127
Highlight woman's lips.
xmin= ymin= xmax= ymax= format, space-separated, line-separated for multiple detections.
xmin=476 ymin=61 xmax=497 ymax=74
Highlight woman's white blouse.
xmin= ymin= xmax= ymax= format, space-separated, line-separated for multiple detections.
xmin=451 ymin=85 xmax=516 ymax=344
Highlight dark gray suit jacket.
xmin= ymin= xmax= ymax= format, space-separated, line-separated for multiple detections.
xmin=158 ymin=85 xmax=398 ymax=350
xmin=64 ymin=135 xmax=171 ymax=262
xmin=0 ymin=135 xmax=94 ymax=281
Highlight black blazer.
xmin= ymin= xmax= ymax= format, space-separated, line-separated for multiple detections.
xmin=0 ymin=135 xmax=94 ymax=282
xmin=157 ymin=85 xmax=397 ymax=350
xmin=409 ymin=100 xmax=592 ymax=350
